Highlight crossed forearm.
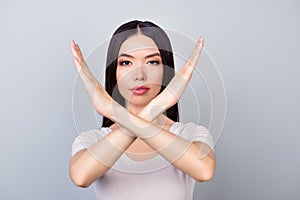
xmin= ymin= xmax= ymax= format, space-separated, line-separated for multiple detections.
xmin=88 ymin=73 xmax=213 ymax=181
xmin=81 ymin=93 xmax=174 ymax=186
xmin=87 ymin=94 xmax=172 ymax=169
xmin=92 ymin=97 xmax=214 ymax=181
xmin=88 ymin=72 xmax=191 ymax=166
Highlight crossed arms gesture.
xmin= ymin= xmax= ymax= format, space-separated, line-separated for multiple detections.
xmin=69 ymin=37 xmax=216 ymax=187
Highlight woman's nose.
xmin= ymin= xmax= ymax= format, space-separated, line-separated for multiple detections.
xmin=133 ymin=74 xmax=145 ymax=81
xmin=133 ymin=67 xmax=146 ymax=81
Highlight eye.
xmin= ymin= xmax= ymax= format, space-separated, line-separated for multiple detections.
xmin=147 ymin=60 xmax=160 ymax=65
xmin=119 ymin=60 xmax=132 ymax=66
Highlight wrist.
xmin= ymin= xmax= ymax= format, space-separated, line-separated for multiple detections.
xmin=101 ymin=99 xmax=117 ymax=120
xmin=139 ymin=98 xmax=165 ymax=121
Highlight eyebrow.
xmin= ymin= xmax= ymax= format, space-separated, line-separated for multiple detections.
xmin=118 ymin=52 xmax=161 ymax=59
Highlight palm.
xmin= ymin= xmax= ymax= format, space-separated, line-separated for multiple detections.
xmin=70 ymin=40 xmax=112 ymax=116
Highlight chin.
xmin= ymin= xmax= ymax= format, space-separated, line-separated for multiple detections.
xmin=126 ymin=96 xmax=153 ymax=107
xmin=130 ymin=99 xmax=151 ymax=107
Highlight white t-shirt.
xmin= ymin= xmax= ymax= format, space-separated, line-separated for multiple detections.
xmin=72 ymin=122 xmax=214 ymax=200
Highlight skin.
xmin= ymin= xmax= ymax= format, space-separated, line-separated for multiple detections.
xmin=69 ymin=34 xmax=216 ymax=188
xmin=116 ymin=34 xmax=164 ymax=113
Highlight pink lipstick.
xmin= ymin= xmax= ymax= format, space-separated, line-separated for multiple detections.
xmin=131 ymin=86 xmax=150 ymax=95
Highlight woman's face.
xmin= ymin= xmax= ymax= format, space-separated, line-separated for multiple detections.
xmin=116 ymin=34 xmax=163 ymax=108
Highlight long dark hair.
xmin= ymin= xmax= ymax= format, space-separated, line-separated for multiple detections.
xmin=102 ymin=20 xmax=179 ymax=127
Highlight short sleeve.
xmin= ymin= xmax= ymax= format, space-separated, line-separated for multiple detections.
xmin=71 ymin=128 xmax=112 ymax=157
xmin=172 ymin=122 xmax=215 ymax=151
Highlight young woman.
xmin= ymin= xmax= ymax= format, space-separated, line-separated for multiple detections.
xmin=70 ymin=20 xmax=216 ymax=200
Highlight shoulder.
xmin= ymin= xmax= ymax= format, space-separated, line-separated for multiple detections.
xmin=171 ymin=122 xmax=215 ymax=150
xmin=171 ymin=122 xmax=209 ymax=135
xmin=71 ymin=127 xmax=112 ymax=156
xmin=74 ymin=127 xmax=112 ymax=143
xmin=77 ymin=127 xmax=112 ymax=139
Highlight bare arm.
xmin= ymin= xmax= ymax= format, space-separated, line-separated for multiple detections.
xmin=70 ymin=128 xmax=135 ymax=188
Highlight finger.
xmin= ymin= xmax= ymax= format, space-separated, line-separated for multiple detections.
xmin=186 ymin=36 xmax=204 ymax=68
xmin=70 ymin=40 xmax=82 ymax=58
xmin=179 ymin=36 xmax=204 ymax=77
xmin=71 ymin=41 xmax=88 ymax=67
xmin=71 ymin=49 xmax=83 ymax=68
xmin=70 ymin=39 xmax=75 ymax=48
xmin=188 ymin=36 xmax=204 ymax=67
xmin=70 ymin=40 xmax=81 ymax=60
xmin=73 ymin=57 xmax=82 ymax=72
xmin=74 ymin=43 xmax=84 ymax=59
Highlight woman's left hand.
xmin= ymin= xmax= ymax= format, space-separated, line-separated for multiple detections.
xmin=150 ymin=36 xmax=204 ymax=111
xmin=70 ymin=40 xmax=113 ymax=117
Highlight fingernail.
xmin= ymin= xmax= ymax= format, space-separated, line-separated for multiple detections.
xmin=197 ymin=37 xmax=202 ymax=44
xmin=198 ymin=37 xmax=204 ymax=46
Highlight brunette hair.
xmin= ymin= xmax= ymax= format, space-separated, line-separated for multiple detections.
xmin=102 ymin=20 xmax=179 ymax=127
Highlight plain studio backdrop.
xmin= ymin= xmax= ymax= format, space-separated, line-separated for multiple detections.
xmin=0 ymin=0 xmax=299 ymax=199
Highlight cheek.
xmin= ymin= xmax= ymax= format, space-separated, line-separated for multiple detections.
xmin=116 ymin=68 xmax=121 ymax=82
xmin=148 ymin=67 xmax=163 ymax=85
xmin=116 ymin=68 xmax=126 ymax=87
xmin=116 ymin=68 xmax=130 ymax=96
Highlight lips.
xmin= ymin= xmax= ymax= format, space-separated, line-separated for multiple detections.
xmin=130 ymin=86 xmax=150 ymax=95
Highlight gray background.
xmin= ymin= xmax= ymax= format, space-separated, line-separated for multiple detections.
xmin=1 ymin=0 xmax=299 ymax=199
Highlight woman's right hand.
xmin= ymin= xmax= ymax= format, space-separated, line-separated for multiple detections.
xmin=70 ymin=40 xmax=113 ymax=117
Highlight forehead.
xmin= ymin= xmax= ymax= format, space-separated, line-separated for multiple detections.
xmin=119 ymin=34 xmax=159 ymax=55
